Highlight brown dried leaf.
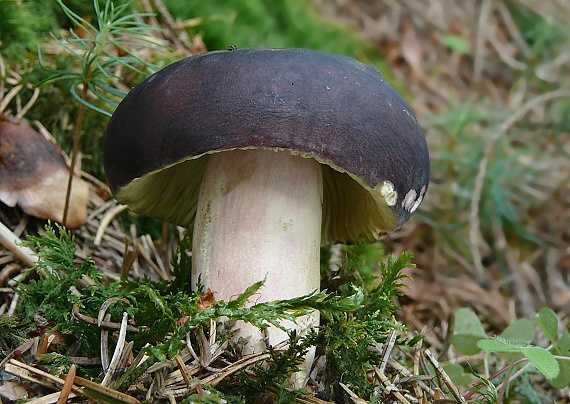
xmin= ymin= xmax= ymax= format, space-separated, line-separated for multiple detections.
xmin=196 ymin=289 xmax=217 ymax=311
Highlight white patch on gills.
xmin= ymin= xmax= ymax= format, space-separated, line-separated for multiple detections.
xmin=380 ymin=180 xmax=397 ymax=206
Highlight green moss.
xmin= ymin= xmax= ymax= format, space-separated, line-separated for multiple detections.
xmin=0 ymin=1 xmax=53 ymax=61
xmin=164 ymin=0 xmax=374 ymax=59
xmin=12 ymin=222 xmax=412 ymax=400
xmin=0 ymin=0 xmax=132 ymax=62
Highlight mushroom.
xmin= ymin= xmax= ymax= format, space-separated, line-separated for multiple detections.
xmin=0 ymin=114 xmax=89 ymax=228
xmin=104 ymin=48 xmax=429 ymax=355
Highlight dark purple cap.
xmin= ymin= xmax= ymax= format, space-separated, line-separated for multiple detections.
xmin=104 ymin=48 xmax=429 ymax=243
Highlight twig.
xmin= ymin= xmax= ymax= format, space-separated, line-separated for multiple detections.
xmin=151 ymin=0 xmax=194 ymax=52
xmin=56 ymin=363 xmax=76 ymax=404
xmin=424 ymin=349 xmax=466 ymax=403
xmin=34 ymin=354 xmax=101 ymax=367
xmin=72 ymin=303 xmax=140 ymax=332
xmin=379 ymin=330 xmax=398 ymax=373
xmin=485 ymin=22 xmax=527 ymax=71
xmin=174 ymin=355 xmax=192 ymax=385
xmin=0 ymin=220 xmax=37 ymax=267
xmin=4 ymin=359 xmax=82 ymax=395
xmin=339 ymin=382 xmax=367 ymax=403
xmin=373 ymin=367 xmax=411 ymax=404
xmin=62 ymin=83 xmax=88 ymax=227
xmin=390 ymin=358 xmax=435 ymax=396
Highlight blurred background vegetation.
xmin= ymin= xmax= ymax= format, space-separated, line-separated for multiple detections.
xmin=1 ymin=0 xmax=569 ymax=399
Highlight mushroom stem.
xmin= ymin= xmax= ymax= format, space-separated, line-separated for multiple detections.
xmin=192 ymin=148 xmax=322 ymax=353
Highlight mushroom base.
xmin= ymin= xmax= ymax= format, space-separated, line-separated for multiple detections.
xmin=192 ymin=148 xmax=323 ymax=380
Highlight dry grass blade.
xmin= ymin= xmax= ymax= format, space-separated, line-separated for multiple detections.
xmin=27 ymin=391 xmax=80 ymax=403
xmin=73 ymin=375 xmax=140 ymax=403
xmin=94 ymin=203 xmax=128 ymax=245
xmin=339 ymin=382 xmax=367 ymax=403
xmin=424 ymin=349 xmax=465 ymax=403
xmin=101 ymin=313 xmax=111 ymax=372
xmin=373 ymin=367 xmax=411 ymax=404
xmin=5 ymin=358 xmax=102 ymax=403
xmin=204 ymin=351 xmax=272 ymax=387
xmin=389 ymin=358 xmax=435 ymax=397
xmin=4 ymin=359 xmax=82 ymax=395
xmin=101 ymin=312 xmax=129 ymax=386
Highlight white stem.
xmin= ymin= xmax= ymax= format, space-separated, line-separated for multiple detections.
xmin=192 ymin=148 xmax=322 ymax=355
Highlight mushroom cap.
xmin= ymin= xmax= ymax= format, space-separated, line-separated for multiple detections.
xmin=0 ymin=115 xmax=89 ymax=228
xmin=104 ymin=48 xmax=429 ymax=243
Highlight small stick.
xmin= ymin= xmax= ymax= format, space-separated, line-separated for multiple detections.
xmin=424 ymin=349 xmax=466 ymax=403
xmin=373 ymin=367 xmax=411 ymax=404
xmin=4 ymin=359 xmax=82 ymax=394
xmin=56 ymin=363 xmax=76 ymax=404
xmin=339 ymin=382 xmax=367 ymax=403
xmin=0 ymin=220 xmax=37 ymax=267
xmin=174 ymin=355 xmax=192 ymax=385
xmin=379 ymin=330 xmax=398 ymax=373
xmin=72 ymin=303 xmax=140 ymax=332
xmin=389 ymin=358 xmax=435 ymax=397
xmin=62 ymin=83 xmax=88 ymax=227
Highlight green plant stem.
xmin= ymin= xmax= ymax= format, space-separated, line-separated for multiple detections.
xmin=62 ymin=83 xmax=88 ymax=227
xmin=465 ymin=356 xmax=527 ymax=401
xmin=496 ymin=353 xmax=516 ymax=404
